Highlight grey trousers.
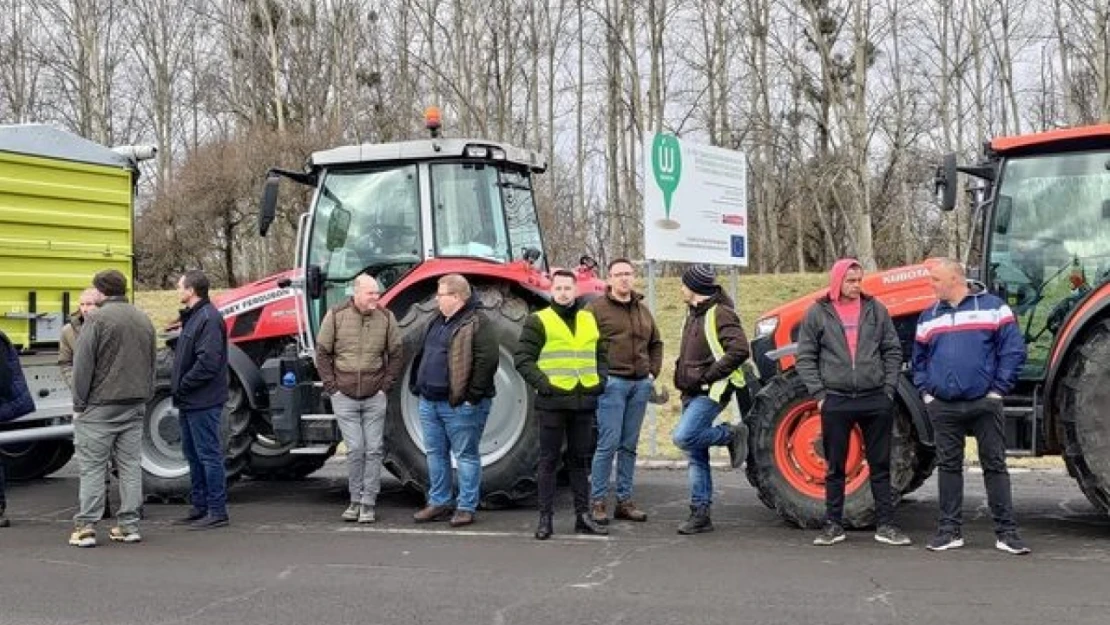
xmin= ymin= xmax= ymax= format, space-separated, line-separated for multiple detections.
xmin=73 ymin=404 xmax=144 ymax=530
xmin=332 ymin=391 xmax=387 ymax=506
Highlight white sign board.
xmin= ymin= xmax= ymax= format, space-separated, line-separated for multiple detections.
xmin=643 ymin=134 xmax=748 ymax=266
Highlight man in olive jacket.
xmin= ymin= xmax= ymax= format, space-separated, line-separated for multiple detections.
xmin=795 ymin=259 xmax=909 ymax=547
xmin=408 ymin=274 xmax=498 ymax=527
xmin=316 ymin=274 xmax=402 ymax=524
xmin=69 ymin=270 xmax=156 ymax=547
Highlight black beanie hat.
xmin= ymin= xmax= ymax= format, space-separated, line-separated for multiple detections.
xmin=682 ymin=264 xmax=718 ymax=296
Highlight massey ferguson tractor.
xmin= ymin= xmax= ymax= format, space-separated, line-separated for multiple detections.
xmin=156 ymin=109 xmax=602 ymax=507
xmin=744 ymin=123 xmax=1110 ymax=528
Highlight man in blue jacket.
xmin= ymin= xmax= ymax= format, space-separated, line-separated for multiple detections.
xmin=913 ymin=258 xmax=1029 ymax=555
xmin=171 ymin=270 xmax=230 ymax=529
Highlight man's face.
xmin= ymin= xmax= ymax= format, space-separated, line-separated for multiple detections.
xmin=840 ymin=267 xmax=863 ymax=300
xmin=353 ymin=277 xmax=381 ymax=312
xmin=436 ymin=286 xmax=464 ymax=317
xmin=929 ymin=265 xmax=957 ymax=301
xmin=78 ymin=292 xmax=99 ymax=317
xmin=551 ymin=276 xmax=577 ymax=306
xmin=176 ymin=277 xmax=194 ymax=305
xmin=608 ymin=262 xmax=635 ymax=298
xmin=680 ymin=284 xmax=694 ymax=305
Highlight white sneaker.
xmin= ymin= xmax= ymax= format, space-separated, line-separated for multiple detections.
xmin=341 ymin=503 xmax=360 ymax=522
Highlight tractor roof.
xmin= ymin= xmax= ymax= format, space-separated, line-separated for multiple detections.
xmin=0 ymin=124 xmax=132 ymax=169
xmin=991 ymin=124 xmax=1110 ymax=156
xmin=309 ymin=137 xmax=546 ymax=172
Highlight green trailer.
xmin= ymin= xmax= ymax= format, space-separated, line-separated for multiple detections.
xmin=0 ymin=124 xmax=154 ymax=479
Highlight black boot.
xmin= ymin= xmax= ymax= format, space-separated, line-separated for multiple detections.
xmin=677 ymin=505 xmax=714 ymax=535
xmin=0 ymin=504 xmax=9 ymax=528
xmin=535 ymin=513 xmax=553 ymax=540
xmin=575 ymin=512 xmax=609 ymax=535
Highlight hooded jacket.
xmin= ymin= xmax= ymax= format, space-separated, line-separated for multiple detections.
xmin=795 ymin=259 xmax=902 ymax=402
xmin=673 ymin=289 xmax=750 ymax=399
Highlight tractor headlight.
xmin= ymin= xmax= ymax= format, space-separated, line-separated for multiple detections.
xmin=754 ymin=316 xmax=779 ymax=340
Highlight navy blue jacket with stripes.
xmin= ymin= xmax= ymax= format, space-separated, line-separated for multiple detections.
xmin=911 ymin=285 xmax=1027 ymax=401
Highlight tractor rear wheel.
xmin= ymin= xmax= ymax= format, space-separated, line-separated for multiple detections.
xmin=745 ymin=371 xmax=933 ymax=529
xmin=1057 ymin=319 xmax=1110 ymax=514
xmin=385 ymin=284 xmax=539 ymax=509
xmin=0 ymin=440 xmax=75 ymax=481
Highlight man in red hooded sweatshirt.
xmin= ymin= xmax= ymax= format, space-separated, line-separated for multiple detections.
xmin=796 ymin=259 xmax=910 ymax=546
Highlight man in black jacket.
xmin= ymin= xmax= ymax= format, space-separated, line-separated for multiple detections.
xmin=409 ymin=274 xmax=498 ymax=528
xmin=171 ymin=270 xmax=230 ymax=530
xmin=515 ymin=269 xmax=608 ymax=540
xmin=796 ymin=259 xmax=910 ymax=547
xmin=1 ymin=328 xmax=37 ymax=528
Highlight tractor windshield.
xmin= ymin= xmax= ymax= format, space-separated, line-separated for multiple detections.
xmin=988 ymin=150 xmax=1110 ymax=376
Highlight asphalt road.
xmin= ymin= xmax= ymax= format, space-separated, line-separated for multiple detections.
xmin=1 ymin=462 xmax=1108 ymax=625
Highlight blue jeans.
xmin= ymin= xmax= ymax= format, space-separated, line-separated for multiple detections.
xmin=180 ymin=406 xmax=228 ymax=518
xmin=671 ymin=396 xmax=731 ymax=507
xmin=590 ymin=376 xmax=653 ymax=502
xmin=419 ymin=397 xmax=487 ymax=513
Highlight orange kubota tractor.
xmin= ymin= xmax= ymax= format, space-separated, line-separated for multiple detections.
xmin=744 ymin=124 xmax=1110 ymax=528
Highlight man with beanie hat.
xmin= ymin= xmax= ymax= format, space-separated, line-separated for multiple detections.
xmin=671 ymin=264 xmax=750 ymax=535
xmin=795 ymin=259 xmax=910 ymax=547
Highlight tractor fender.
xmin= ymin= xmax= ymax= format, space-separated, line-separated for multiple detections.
xmin=228 ymin=343 xmax=267 ymax=410
xmin=1043 ymin=284 xmax=1110 ymax=445
xmin=896 ymin=375 xmax=933 ymax=446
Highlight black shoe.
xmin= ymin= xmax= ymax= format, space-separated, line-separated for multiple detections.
xmin=0 ymin=506 xmax=9 ymax=528
xmin=535 ymin=514 xmax=553 ymax=540
xmin=727 ymin=422 xmax=749 ymax=469
xmin=173 ymin=508 xmax=208 ymax=525
xmin=574 ymin=513 xmax=609 ymax=535
xmin=677 ymin=505 xmax=714 ymax=535
xmin=813 ymin=520 xmax=847 ymax=546
xmin=188 ymin=515 xmax=229 ymax=530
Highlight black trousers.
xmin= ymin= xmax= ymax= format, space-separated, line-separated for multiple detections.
xmin=929 ymin=397 xmax=1017 ymax=535
xmin=821 ymin=392 xmax=895 ymax=526
xmin=536 ymin=409 xmax=594 ymax=516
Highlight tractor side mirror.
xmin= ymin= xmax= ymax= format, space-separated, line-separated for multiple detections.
xmin=935 ymin=153 xmax=958 ymax=211
xmin=259 ymin=174 xmax=281 ymax=236
xmin=995 ymin=195 xmax=1013 ymax=235
xmin=305 ymin=264 xmax=324 ymax=300
xmin=325 ymin=206 xmax=352 ymax=251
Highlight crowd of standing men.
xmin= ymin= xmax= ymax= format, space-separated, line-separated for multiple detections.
xmin=0 ymin=256 xmax=1031 ymax=554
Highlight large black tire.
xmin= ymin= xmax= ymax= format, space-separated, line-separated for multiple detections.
xmin=141 ymin=348 xmax=252 ymax=502
xmin=384 ymin=284 xmax=540 ymax=509
xmin=1057 ymin=318 xmax=1110 ymax=514
xmin=0 ymin=440 xmax=75 ymax=481
xmin=745 ymin=371 xmax=934 ymax=529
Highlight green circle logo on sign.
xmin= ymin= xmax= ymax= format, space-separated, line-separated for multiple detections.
xmin=652 ymin=134 xmax=682 ymax=230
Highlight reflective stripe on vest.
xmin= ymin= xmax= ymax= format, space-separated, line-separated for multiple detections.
xmin=704 ymin=304 xmax=746 ymax=402
xmin=536 ymin=307 xmax=601 ymax=390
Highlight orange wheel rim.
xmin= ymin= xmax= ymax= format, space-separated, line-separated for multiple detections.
xmin=772 ymin=400 xmax=870 ymax=499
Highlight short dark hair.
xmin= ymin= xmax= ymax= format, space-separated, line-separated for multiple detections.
xmin=92 ymin=269 xmax=127 ymax=297
xmin=551 ymin=269 xmax=577 ymax=283
xmin=181 ymin=269 xmax=211 ymax=299
xmin=608 ymin=258 xmax=633 ymax=272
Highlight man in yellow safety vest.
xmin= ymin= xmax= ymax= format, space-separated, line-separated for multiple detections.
xmin=515 ymin=269 xmax=610 ymax=540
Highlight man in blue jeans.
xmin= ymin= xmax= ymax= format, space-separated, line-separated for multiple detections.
xmin=586 ymin=258 xmax=663 ymax=524
xmin=409 ymin=274 xmax=498 ymax=527
xmin=671 ymin=264 xmax=749 ymax=535
xmin=171 ymin=270 xmax=230 ymax=530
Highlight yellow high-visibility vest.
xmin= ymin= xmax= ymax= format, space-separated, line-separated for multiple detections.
xmin=536 ymin=307 xmax=601 ymax=390
xmin=705 ymin=304 xmax=746 ymax=402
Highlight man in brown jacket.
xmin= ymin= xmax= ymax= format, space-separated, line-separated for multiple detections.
xmin=316 ymin=274 xmax=402 ymax=524
xmin=69 ymin=269 xmax=157 ymax=547
xmin=670 ymin=264 xmax=750 ymax=535
xmin=59 ymin=288 xmax=101 ymax=391
xmin=586 ymin=258 xmax=663 ymax=524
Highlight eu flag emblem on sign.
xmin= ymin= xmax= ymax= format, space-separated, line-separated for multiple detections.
xmin=730 ymin=235 xmax=746 ymax=258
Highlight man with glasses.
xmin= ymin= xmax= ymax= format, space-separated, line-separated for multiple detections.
xmin=586 ymin=259 xmax=663 ymax=524
xmin=316 ymin=274 xmax=402 ymax=524
xmin=409 ymin=274 xmax=498 ymax=527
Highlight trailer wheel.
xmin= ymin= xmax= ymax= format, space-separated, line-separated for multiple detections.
xmin=0 ymin=440 xmax=75 ymax=481
xmin=1057 ymin=319 xmax=1110 ymax=514
xmin=745 ymin=372 xmax=932 ymax=529
xmin=385 ymin=284 xmax=539 ymax=509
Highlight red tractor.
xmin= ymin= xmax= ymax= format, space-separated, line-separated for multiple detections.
xmin=744 ymin=124 xmax=1110 ymax=527
xmin=141 ymin=112 xmax=604 ymax=504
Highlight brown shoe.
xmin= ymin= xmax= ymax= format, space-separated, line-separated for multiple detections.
xmin=614 ymin=500 xmax=648 ymax=522
xmin=413 ymin=504 xmax=453 ymax=523
xmin=591 ymin=499 xmax=609 ymax=525
xmin=449 ymin=510 xmax=475 ymax=527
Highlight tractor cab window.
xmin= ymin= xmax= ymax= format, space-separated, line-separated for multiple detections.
xmin=431 ymin=163 xmax=512 ymax=262
xmin=988 ymin=150 xmax=1110 ymax=377
xmin=499 ymin=168 xmax=546 ymax=269
xmin=308 ymin=165 xmax=421 ymax=321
